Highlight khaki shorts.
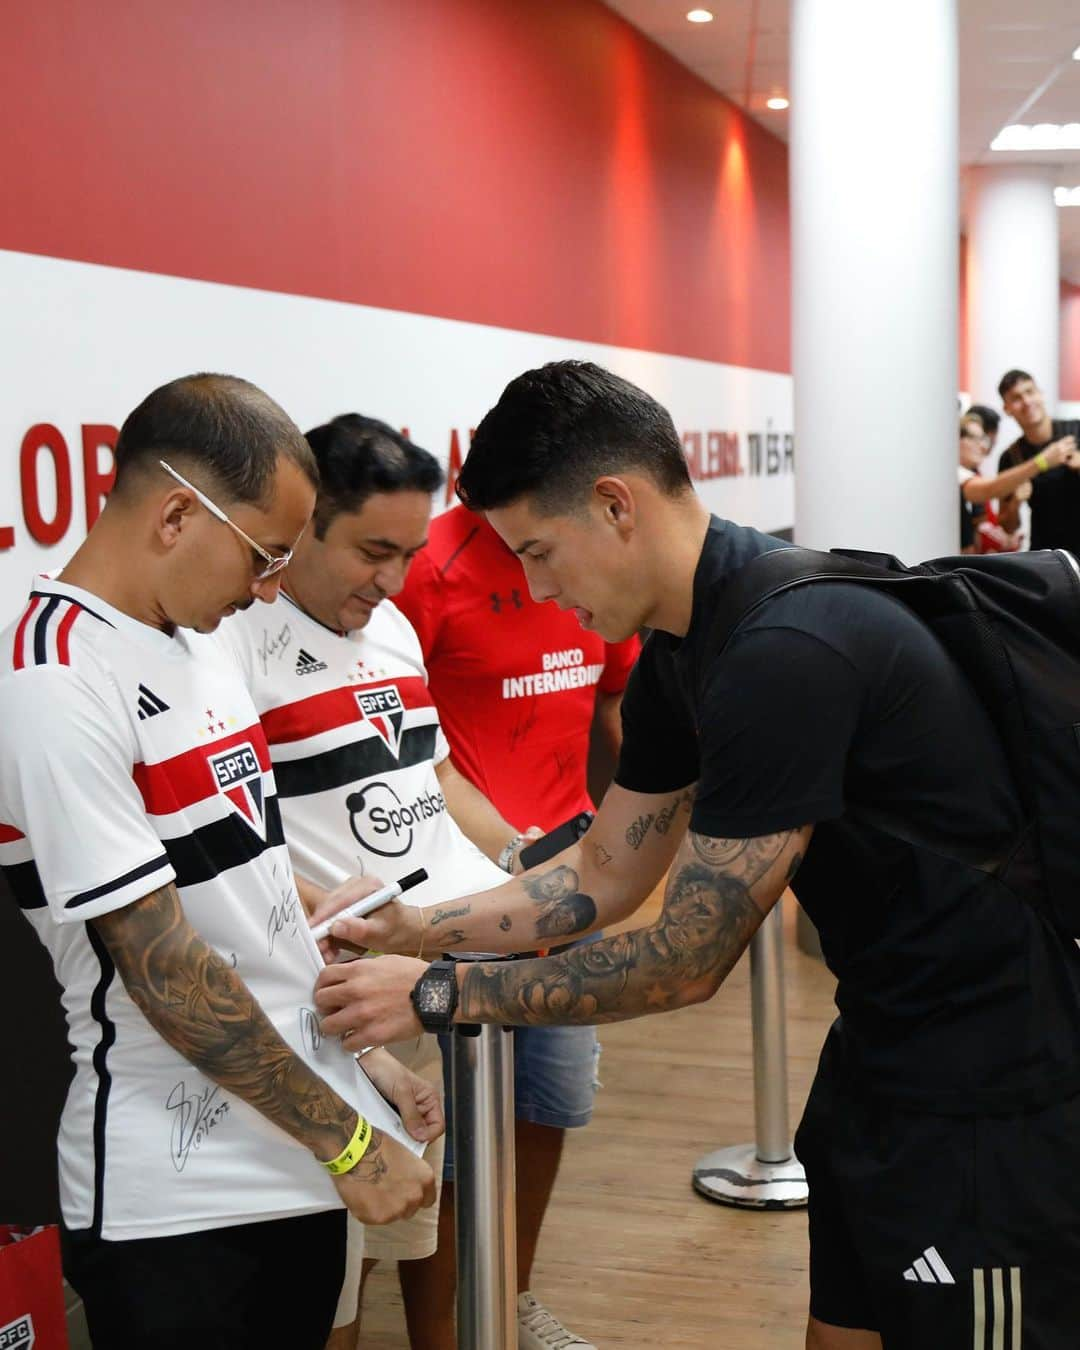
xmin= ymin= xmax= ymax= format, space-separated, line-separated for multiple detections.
xmin=332 ymin=1033 xmax=446 ymax=1328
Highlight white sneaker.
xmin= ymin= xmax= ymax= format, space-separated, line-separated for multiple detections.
xmin=517 ymin=1291 xmax=597 ymax=1349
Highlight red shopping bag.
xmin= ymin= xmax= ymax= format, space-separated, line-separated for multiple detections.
xmin=0 ymin=1227 xmax=68 ymax=1349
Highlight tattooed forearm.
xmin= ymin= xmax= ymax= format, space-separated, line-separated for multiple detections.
xmin=94 ymin=884 xmax=359 ymax=1162
xmin=626 ymin=814 xmax=654 ymax=849
xmin=429 ymin=905 xmax=470 ymax=928
xmin=432 ymin=928 xmax=467 ymax=947
xmin=523 ymin=865 xmax=597 ymax=939
xmin=458 ymin=827 xmax=806 ymax=1028
xmin=461 ymin=862 xmax=762 ymax=1026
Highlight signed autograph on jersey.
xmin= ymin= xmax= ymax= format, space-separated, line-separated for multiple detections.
xmin=166 ymin=1081 xmax=231 ymax=1172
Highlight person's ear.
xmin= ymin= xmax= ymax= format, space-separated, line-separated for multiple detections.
xmin=158 ymin=490 xmax=196 ymax=549
xmin=593 ymin=476 xmax=635 ymax=533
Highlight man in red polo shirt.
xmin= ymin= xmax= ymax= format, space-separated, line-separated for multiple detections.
xmin=397 ymin=502 xmax=638 ymax=1350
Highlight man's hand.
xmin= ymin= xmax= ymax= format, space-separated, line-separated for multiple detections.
xmin=1044 ymin=435 xmax=1077 ymax=469
xmin=315 ymin=955 xmax=429 ymax=1047
xmin=308 ymin=874 xmax=390 ymax=961
xmin=325 ymin=898 xmax=425 ymax=960
xmin=330 ymin=1128 xmax=435 ymax=1226
xmin=360 ymin=1048 xmax=444 ymax=1144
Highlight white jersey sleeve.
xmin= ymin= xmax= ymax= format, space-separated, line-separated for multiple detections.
xmin=0 ymin=666 xmax=175 ymax=921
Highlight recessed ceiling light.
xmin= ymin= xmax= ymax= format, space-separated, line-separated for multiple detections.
xmin=1073 ymin=44 xmax=1080 ymax=60
xmin=766 ymin=96 xmax=790 ymax=110
xmin=1055 ymin=186 xmax=1080 ymax=206
xmin=991 ymin=122 xmax=1080 ymax=151
xmin=687 ymin=8 xmax=714 ymax=22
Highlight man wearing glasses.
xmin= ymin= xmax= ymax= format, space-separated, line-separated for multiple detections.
xmin=0 ymin=375 xmax=434 ymax=1350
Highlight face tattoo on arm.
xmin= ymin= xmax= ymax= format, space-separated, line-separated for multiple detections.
xmin=457 ymin=825 xmax=810 ymax=1027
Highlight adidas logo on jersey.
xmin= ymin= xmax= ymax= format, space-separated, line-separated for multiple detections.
xmin=295 ymin=649 xmax=328 ymax=676
xmin=136 ymin=684 xmax=170 ymax=720
xmin=902 ymin=1246 xmax=955 ymax=1284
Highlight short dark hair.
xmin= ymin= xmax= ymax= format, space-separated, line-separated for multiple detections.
xmin=304 ymin=414 xmax=444 ymax=537
xmin=966 ymin=403 xmax=1000 ymax=435
xmin=113 ymin=373 xmax=317 ymax=504
xmin=998 ymin=369 xmax=1034 ymax=401
xmin=457 ymin=361 xmax=692 ymax=514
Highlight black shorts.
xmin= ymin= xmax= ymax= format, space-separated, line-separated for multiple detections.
xmin=62 ymin=1208 xmax=346 ymax=1350
xmin=795 ymin=1053 xmax=1080 ymax=1349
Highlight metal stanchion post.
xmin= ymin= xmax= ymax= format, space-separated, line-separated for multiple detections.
xmin=450 ymin=955 xmax=517 ymax=1350
xmin=692 ymin=901 xmax=808 ymax=1209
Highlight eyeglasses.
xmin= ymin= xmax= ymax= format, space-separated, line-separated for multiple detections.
xmin=159 ymin=460 xmax=292 ymax=580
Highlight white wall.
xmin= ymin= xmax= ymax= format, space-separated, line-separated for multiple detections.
xmin=0 ymin=250 xmax=795 ymax=625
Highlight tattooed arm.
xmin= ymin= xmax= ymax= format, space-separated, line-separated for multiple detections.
xmin=92 ymin=883 xmax=434 ymax=1224
xmin=455 ymin=826 xmax=811 ymax=1025
xmin=328 ymin=781 xmax=697 ymax=957
xmin=314 ymin=824 xmax=811 ymax=1043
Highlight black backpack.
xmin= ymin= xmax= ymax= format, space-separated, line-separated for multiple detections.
xmin=698 ymin=545 xmax=1080 ymax=937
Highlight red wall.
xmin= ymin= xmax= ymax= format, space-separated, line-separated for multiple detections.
xmin=0 ymin=0 xmax=791 ymax=373
xmin=1062 ymin=281 xmax=1080 ymax=402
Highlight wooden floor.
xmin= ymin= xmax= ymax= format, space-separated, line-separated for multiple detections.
xmin=359 ymin=897 xmax=837 ymax=1348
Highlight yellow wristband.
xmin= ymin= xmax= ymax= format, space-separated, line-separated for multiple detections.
xmin=1035 ymin=451 xmax=1050 ymax=472
xmin=322 ymin=1115 xmax=373 ymax=1176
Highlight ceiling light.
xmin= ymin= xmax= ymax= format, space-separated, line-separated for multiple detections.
xmin=1073 ymin=44 xmax=1080 ymax=59
xmin=766 ymin=96 xmax=790 ymax=110
xmin=686 ymin=9 xmax=714 ymax=22
xmin=991 ymin=123 xmax=1080 ymax=151
xmin=1055 ymin=186 xmax=1080 ymax=206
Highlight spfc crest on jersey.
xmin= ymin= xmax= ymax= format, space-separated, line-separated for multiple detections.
xmin=355 ymin=685 xmax=405 ymax=760
xmin=208 ymin=742 xmax=266 ymax=839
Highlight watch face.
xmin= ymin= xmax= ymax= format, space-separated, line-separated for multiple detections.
xmin=420 ymin=972 xmax=453 ymax=1014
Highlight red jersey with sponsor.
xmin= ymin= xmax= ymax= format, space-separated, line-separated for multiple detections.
xmin=396 ymin=507 xmax=639 ymax=831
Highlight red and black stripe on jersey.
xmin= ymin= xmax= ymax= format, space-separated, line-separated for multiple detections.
xmin=11 ymin=591 xmax=113 ymax=670
xmin=260 ymin=676 xmax=439 ymax=798
xmin=0 ymin=722 xmax=285 ymax=908
xmin=134 ymin=723 xmax=285 ymax=886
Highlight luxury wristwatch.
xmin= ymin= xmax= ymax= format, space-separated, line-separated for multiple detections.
xmin=410 ymin=959 xmax=460 ymax=1032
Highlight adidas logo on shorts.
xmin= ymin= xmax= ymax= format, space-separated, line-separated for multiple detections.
xmin=902 ymin=1246 xmax=955 ymax=1284
xmin=295 ymin=649 xmax=328 ymax=676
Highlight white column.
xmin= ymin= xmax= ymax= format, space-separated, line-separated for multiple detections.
xmin=791 ymin=0 xmax=958 ymax=561
xmin=965 ymin=166 xmax=1060 ymax=428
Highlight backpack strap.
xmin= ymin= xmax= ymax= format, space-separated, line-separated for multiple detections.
xmin=695 ymin=546 xmax=901 ymax=688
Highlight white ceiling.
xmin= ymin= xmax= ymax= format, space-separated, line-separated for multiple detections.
xmin=603 ymin=0 xmax=1080 ymax=280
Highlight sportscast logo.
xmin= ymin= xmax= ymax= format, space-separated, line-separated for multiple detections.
xmin=345 ymin=780 xmax=446 ymax=857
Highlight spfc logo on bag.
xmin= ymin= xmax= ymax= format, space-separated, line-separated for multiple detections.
xmin=0 ymin=1314 xmax=34 ymax=1350
xmin=208 ymin=742 xmax=266 ymax=839
xmin=355 ymin=685 xmax=405 ymax=759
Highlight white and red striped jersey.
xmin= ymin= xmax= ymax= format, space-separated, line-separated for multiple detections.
xmin=0 ymin=576 xmax=419 ymax=1241
xmin=213 ymin=591 xmax=506 ymax=907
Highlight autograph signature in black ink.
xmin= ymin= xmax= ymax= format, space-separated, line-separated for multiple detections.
xmin=257 ymin=623 xmax=292 ymax=676
xmin=166 ymin=1081 xmax=231 ymax=1173
xmin=299 ymin=1006 xmax=322 ymax=1055
xmin=267 ymin=889 xmax=301 ymax=957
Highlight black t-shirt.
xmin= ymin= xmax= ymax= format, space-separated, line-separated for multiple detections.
xmin=999 ymin=419 xmax=1080 ymax=551
xmin=615 ymin=516 xmax=1080 ymax=1114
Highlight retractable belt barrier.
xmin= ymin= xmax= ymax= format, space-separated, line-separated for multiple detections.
xmin=692 ymin=901 xmax=808 ymax=1209
xmin=448 ymin=955 xmax=518 ymax=1350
